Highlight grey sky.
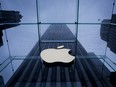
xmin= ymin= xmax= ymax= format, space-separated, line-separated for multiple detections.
xmin=0 ymin=0 xmax=114 ymax=23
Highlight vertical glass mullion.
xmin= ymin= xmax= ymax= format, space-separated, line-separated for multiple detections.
xmin=36 ymin=0 xmax=41 ymax=55
xmin=76 ymin=0 xmax=79 ymax=57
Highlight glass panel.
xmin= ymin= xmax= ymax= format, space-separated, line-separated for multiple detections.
xmin=0 ymin=57 xmax=11 ymax=72
xmin=40 ymin=24 xmax=77 ymax=42
xmin=40 ymin=24 xmax=77 ymax=56
xmin=106 ymin=24 xmax=116 ymax=71
xmin=6 ymin=25 xmax=38 ymax=56
xmin=79 ymin=0 xmax=113 ymax=23
xmin=79 ymin=57 xmax=111 ymax=77
xmin=0 ymin=63 xmax=13 ymax=84
xmin=0 ymin=56 xmax=114 ymax=86
xmin=39 ymin=0 xmax=77 ymax=23
xmin=78 ymin=24 xmax=107 ymax=55
xmin=12 ymin=59 xmax=23 ymax=73
xmin=0 ymin=0 xmax=37 ymax=23
xmin=104 ymin=56 xmax=116 ymax=72
xmin=106 ymin=46 xmax=116 ymax=72
xmin=0 ymin=30 xmax=9 ymax=64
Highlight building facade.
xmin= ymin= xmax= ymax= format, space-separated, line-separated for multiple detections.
xmin=0 ymin=10 xmax=22 ymax=47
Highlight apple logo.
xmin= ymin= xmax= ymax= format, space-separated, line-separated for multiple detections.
xmin=40 ymin=45 xmax=75 ymax=66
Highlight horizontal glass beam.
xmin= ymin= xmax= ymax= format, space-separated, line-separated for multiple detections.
xmin=0 ymin=23 xmax=38 ymax=25
xmin=40 ymin=40 xmax=76 ymax=43
xmin=39 ymin=23 xmax=77 ymax=24
xmin=0 ymin=22 xmax=77 ymax=25
xmin=1 ymin=22 xmax=116 ymax=25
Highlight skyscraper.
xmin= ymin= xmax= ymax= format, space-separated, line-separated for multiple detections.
xmin=100 ymin=14 xmax=116 ymax=54
xmin=0 ymin=3 xmax=22 ymax=47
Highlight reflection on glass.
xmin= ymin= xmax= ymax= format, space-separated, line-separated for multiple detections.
xmin=0 ymin=57 xmax=11 ymax=72
xmin=39 ymin=0 xmax=77 ymax=23
xmin=12 ymin=60 xmax=23 ymax=72
xmin=78 ymin=24 xmax=107 ymax=55
xmin=106 ymin=48 xmax=116 ymax=72
xmin=0 ymin=0 xmax=37 ymax=23
xmin=113 ymin=0 xmax=116 ymax=14
xmin=0 ymin=63 xmax=13 ymax=84
xmin=40 ymin=24 xmax=76 ymax=42
xmin=79 ymin=0 xmax=113 ymax=23
xmin=101 ymin=21 xmax=116 ymax=71
xmin=6 ymin=25 xmax=38 ymax=56
xmin=0 ymin=30 xmax=9 ymax=64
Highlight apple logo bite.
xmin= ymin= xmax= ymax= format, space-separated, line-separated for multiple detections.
xmin=40 ymin=45 xmax=75 ymax=66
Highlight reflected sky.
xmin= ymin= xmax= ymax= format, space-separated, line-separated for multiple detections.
xmin=0 ymin=0 xmax=114 ymax=23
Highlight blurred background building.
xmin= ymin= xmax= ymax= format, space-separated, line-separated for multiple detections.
xmin=100 ymin=14 xmax=116 ymax=53
xmin=0 ymin=3 xmax=22 ymax=47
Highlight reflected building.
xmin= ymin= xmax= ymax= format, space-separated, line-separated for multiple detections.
xmin=100 ymin=14 xmax=116 ymax=54
xmin=100 ymin=19 xmax=110 ymax=42
xmin=0 ymin=6 xmax=22 ymax=47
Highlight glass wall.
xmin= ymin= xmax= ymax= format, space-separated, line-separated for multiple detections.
xmin=40 ymin=24 xmax=77 ymax=42
xmin=0 ymin=30 xmax=9 ymax=64
xmin=0 ymin=0 xmax=39 ymax=84
xmin=6 ymin=25 xmax=38 ymax=56
xmin=0 ymin=63 xmax=14 ymax=84
xmin=39 ymin=0 xmax=77 ymax=23
xmin=39 ymin=24 xmax=77 ymax=56
xmin=78 ymin=24 xmax=107 ymax=55
xmin=0 ymin=0 xmax=116 ymax=86
xmin=0 ymin=0 xmax=37 ymax=23
xmin=105 ymin=0 xmax=116 ymax=72
xmin=79 ymin=0 xmax=114 ymax=23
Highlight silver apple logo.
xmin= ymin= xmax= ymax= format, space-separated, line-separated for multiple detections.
xmin=40 ymin=45 xmax=75 ymax=63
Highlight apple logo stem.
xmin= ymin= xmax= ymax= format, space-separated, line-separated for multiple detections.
xmin=57 ymin=45 xmax=64 ymax=49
